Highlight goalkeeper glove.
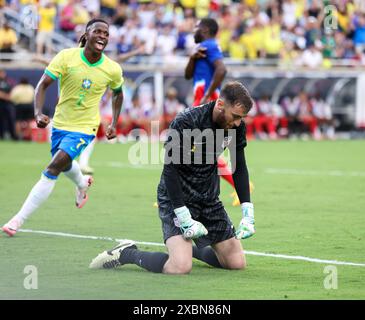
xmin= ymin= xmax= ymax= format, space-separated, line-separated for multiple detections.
xmin=174 ymin=206 xmax=208 ymax=239
xmin=235 ymin=202 xmax=255 ymax=240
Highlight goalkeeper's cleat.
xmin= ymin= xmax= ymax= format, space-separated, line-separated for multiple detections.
xmin=76 ymin=175 xmax=94 ymax=209
xmin=181 ymin=220 xmax=208 ymax=239
xmin=80 ymin=165 xmax=94 ymax=175
xmin=2 ymin=218 xmax=22 ymax=237
xmin=89 ymin=240 xmax=137 ymax=269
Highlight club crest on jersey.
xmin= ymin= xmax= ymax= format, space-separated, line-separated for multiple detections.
xmin=81 ymin=79 xmax=92 ymax=90
xmin=222 ymin=136 xmax=232 ymax=148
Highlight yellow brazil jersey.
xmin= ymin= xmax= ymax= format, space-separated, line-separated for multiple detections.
xmin=45 ymin=48 xmax=124 ymax=135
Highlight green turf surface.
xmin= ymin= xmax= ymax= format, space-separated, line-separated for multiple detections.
xmin=0 ymin=140 xmax=364 ymax=300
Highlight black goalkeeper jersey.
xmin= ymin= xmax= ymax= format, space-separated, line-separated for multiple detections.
xmin=158 ymin=101 xmax=247 ymax=205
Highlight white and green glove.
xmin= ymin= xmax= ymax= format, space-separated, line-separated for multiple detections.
xmin=174 ymin=206 xmax=208 ymax=239
xmin=235 ymin=202 xmax=255 ymax=240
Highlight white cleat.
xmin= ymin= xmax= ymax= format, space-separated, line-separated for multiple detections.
xmin=89 ymin=240 xmax=137 ymax=269
xmin=76 ymin=175 xmax=94 ymax=209
xmin=2 ymin=218 xmax=23 ymax=237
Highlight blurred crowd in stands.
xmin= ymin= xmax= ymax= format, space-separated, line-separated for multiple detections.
xmin=3 ymin=1 xmax=357 ymax=141
xmin=0 ymin=69 xmax=336 ymax=142
xmin=1 ymin=0 xmax=365 ymax=67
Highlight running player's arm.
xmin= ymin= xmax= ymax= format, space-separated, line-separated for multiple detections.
xmin=201 ymin=59 xmax=226 ymax=104
xmin=34 ymin=74 xmax=54 ymax=128
xmin=106 ymin=89 xmax=124 ymax=139
xmin=35 ymin=50 xmax=65 ymax=128
xmin=106 ymin=64 xmax=124 ymax=140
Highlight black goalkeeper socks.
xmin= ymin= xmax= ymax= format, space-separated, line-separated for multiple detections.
xmin=119 ymin=248 xmax=169 ymax=273
xmin=118 ymin=246 xmax=222 ymax=272
xmin=193 ymin=246 xmax=223 ymax=268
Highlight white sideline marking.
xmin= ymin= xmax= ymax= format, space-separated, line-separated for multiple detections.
xmin=18 ymin=229 xmax=365 ymax=267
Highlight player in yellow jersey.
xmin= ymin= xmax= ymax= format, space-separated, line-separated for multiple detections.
xmin=2 ymin=19 xmax=124 ymax=237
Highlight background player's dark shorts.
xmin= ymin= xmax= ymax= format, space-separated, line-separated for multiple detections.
xmin=157 ymin=188 xmax=236 ymax=249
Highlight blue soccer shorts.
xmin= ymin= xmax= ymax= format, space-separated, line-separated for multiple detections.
xmin=50 ymin=128 xmax=95 ymax=160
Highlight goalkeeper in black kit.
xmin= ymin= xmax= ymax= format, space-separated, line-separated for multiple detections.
xmin=90 ymin=81 xmax=256 ymax=274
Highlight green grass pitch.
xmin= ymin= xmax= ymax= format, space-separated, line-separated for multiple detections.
xmin=0 ymin=140 xmax=364 ymax=300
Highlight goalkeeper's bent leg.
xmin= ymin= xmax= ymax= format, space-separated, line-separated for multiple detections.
xmin=193 ymin=246 xmax=223 ymax=268
xmin=119 ymin=248 xmax=169 ymax=273
xmin=212 ymin=237 xmax=246 ymax=270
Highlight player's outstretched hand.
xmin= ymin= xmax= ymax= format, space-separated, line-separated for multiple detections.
xmin=35 ymin=114 xmax=50 ymax=128
xmin=106 ymin=125 xmax=117 ymax=140
xmin=235 ymin=218 xmax=255 ymax=240
xmin=235 ymin=202 xmax=255 ymax=240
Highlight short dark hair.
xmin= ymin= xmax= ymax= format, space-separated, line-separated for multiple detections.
xmin=220 ymin=81 xmax=254 ymax=112
xmin=78 ymin=19 xmax=109 ymax=48
xmin=199 ymin=18 xmax=219 ymax=36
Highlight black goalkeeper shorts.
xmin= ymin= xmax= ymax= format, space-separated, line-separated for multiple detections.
xmin=157 ymin=192 xmax=236 ymax=249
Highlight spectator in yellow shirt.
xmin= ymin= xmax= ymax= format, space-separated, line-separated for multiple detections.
xmin=10 ymin=78 xmax=35 ymax=140
xmin=229 ymin=34 xmax=245 ymax=61
xmin=251 ymin=19 xmax=266 ymax=57
xmin=217 ymin=22 xmax=232 ymax=56
xmin=36 ymin=2 xmax=57 ymax=56
xmin=0 ymin=22 xmax=17 ymax=62
xmin=263 ymin=20 xmax=283 ymax=59
xmin=336 ymin=3 xmax=351 ymax=34
xmin=240 ymin=25 xmax=258 ymax=60
xmin=0 ymin=22 xmax=18 ymax=57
